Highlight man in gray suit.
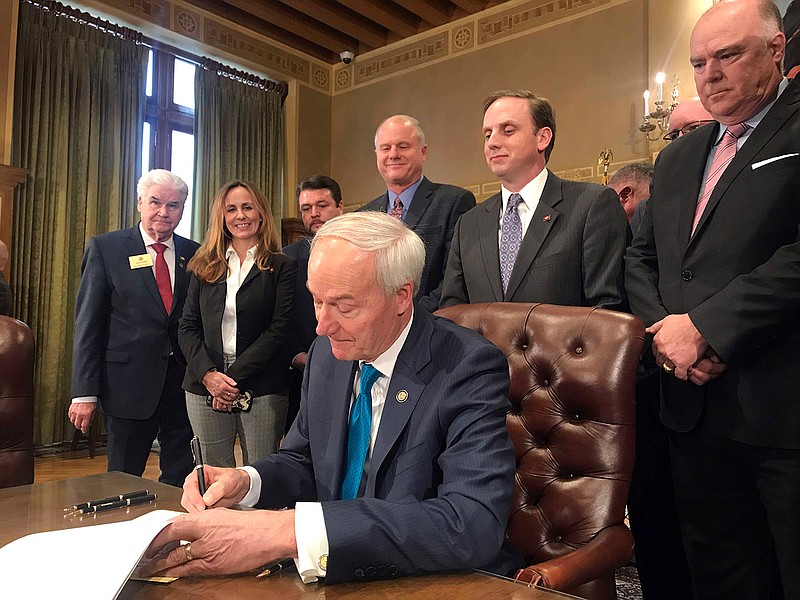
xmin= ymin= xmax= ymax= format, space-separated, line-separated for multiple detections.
xmin=359 ymin=115 xmax=475 ymax=312
xmin=440 ymin=90 xmax=628 ymax=310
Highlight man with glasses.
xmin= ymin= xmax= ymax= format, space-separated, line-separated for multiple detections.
xmin=663 ymin=98 xmax=714 ymax=141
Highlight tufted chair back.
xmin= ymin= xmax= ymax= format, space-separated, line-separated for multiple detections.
xmin=0 ymin=316 xmax=35 ymax=488
xmin=435 ymin=303 xmax=644 ymax=600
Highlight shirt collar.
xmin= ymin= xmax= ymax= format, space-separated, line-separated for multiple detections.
xmin=714 ymin=77 xmax=790 ymax=144
xmin=501 ymin=168 xmax=548 ymax=209
xmin=139 ymin=222 xmax=174 ymax=250
xmin=390 ymin=176 xmax=424 ymax=208
xmin=362 ymin=309 xmax=414 ymax=381
xmin=225 ymin=244 xmax=258 ymax=261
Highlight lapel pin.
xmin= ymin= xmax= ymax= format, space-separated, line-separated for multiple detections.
xmin=543 ymin=215 xmax=551 ymax=222
xmin=396 ymin=390 xmax=409 ymax=403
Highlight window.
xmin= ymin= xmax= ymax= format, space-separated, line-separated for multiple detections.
xmin=142 ymin=49 xmax=196 ymax=239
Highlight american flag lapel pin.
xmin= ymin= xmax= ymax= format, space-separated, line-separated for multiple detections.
xmin=543 ymin=215 xmax=551 ymax=222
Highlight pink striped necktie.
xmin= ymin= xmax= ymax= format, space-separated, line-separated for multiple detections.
xmin=692 ymin=122 xmax=748 ymax=234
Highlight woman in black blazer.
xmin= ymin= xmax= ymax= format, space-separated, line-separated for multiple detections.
xmin=179 ymin=181 xmax=297 ymax=467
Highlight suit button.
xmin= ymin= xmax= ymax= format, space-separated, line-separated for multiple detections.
xmin=354 ymin=568 xmax=365 ymax=578
xmin=388 ymin=565 xmax=399 ymax=576
xmin=377 ymin=565 xmax=387 ymax=577
xmin=681 ymin=269 xmax=693 ymax=281
xmin=365 ymin=566 xmax=376 ymax=578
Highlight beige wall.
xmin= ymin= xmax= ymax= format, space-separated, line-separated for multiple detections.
xmin=331 ymin=0 xmax=652 ymax=206
xmin=297 ymin=86 xmax=332 ymax=187
xmin=0 ymin=0 xmax=19 ymax=165
xmin=0 ymin=0 xmax=716 ymax=209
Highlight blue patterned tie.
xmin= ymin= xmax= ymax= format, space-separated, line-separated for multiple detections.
xmin=500 ymin=193 xmax=523 ymax=295
xmin=340 ymin=363 xmax=382 ymax=500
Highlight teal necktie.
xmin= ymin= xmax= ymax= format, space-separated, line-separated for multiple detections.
xmin=340 ymin=363 xmax=382 ymax=500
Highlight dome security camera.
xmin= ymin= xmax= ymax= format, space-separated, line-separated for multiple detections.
xmin=340 ymin=51 xmax=354 ymax=65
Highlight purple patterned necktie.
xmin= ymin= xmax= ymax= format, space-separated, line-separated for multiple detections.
xmin=500 ymin=193 xmax=523 ymax=295
xmin=388 ymin=196 xmax=403 ymax=220
xmin=692 ymin=122 xmax=748 ymax=234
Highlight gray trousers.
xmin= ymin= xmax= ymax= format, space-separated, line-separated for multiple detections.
xmin=185 ymin=356 xmax=287 ymax=467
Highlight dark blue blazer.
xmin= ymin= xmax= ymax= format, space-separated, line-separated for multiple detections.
xmin=359 ymin=177 xmax=475 ymax=312
xmin=251 ymin=307 xmax=522 ymax=582
xmin=71 ymin=225 xmax=199 ymax=419
xmin=283 ymin=237 xmax=316 ymax=359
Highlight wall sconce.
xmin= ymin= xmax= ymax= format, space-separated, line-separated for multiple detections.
xmin=639 ymin=72 xmax=680 ymax=141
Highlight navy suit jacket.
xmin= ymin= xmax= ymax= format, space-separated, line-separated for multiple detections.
xmin=441 ymin=170 xmax=629 ymax=310
xmin=250 ymin=307 xmax=523 ymax=582
xmin=359 ymin=177 xmax=475 ymax=311
xmin=178 ymin=253 xmax=297 ymax=396
xmin=71 ymin=225 xmax=199 ymax=419
xmin=283 ymin=237 xmax=316 ymax=359
xmin=625 ymin=78 xmax=800 ymax=448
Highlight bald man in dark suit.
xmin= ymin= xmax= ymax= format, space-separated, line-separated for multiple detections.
xmin=359 ymin=115 xmax=475 ymax=312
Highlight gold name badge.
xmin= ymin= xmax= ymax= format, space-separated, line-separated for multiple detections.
xmin=129 ymin=253 xmax=154 ymax=269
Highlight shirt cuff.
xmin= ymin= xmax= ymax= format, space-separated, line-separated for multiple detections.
xmin=294 ymin=502 xmax=329 ymax=583
xmin=237 ymin=466 xmax=261 ymax=507
xmin=71 ymin=396 xmax=98 ymax=403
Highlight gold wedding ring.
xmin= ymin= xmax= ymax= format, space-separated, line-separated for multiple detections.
xmin=184 ymin=543 xmax=194 ymax=562
xmin=662 ymin=363 xmax=674 ymax=374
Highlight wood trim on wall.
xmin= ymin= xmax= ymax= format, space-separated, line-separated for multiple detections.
xmin=0 ymin=164 xmax=27 ymax=277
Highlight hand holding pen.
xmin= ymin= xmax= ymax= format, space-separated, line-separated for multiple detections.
xmin=180 ymin=464 xmax=253 ymax=513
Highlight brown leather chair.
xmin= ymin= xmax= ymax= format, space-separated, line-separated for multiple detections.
xmin=435 ymin=303 xmax=644 ymax=600
xmin=0 ymin=315 xmax=35 ymax=488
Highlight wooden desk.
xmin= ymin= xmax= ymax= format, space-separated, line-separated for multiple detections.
xmin=0 ymin=473 xmax=576 ymax=599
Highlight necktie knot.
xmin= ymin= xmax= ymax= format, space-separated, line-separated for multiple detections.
xmin=389 ymin=197 xmax=403 ymax=220
xmin=725 ymin=122 xmax=748 ymax=140
xmin=507 ymin=193 xmax=522 ymax=211
xmin=152 ymin=242 xmax=167 ymax=255
xmin=359 ymin=363 xmax=382 ymax=393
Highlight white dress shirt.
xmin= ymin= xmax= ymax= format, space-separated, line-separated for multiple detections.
xmin=239 ymin=311 xmax=415 ymax=583
xmin=72 ymin=223 xmax=175 ymax=405
xmin=221 ymin=245 xmax=257 ymax=357
xmin=498 ymin=167 xmax=549 ymax=248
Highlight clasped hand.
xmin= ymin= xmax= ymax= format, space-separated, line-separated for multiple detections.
xmin=647 ymin=313 xmax=727 ymax=385
xmin=201 ymin=370 xmax=240 ymax=412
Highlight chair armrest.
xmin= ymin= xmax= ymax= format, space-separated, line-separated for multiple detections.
xmin=513 ymin=524 xmax=634 ymax=592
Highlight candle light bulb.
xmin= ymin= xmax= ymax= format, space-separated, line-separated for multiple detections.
xmin=656 ymin=72 xmax=665 ymax=103
xmin=643 ymin=90 xmax=650 ymax=118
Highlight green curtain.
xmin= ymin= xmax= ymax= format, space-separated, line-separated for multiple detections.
xmin=192 ymin=68 xmax=284 ymax=241
xmin=11 ymin=1 xmax=147 ymax=446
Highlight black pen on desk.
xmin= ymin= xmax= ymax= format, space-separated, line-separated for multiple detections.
xmin=64 ymin=489 xmax=150 ymax=513
xmin=256 ymin=558 xmax=295 ymax=579
xmin=78 ymin=493 xmax=157 ymax=514
xmin=191 ymin=436 xmax=207 ymax=497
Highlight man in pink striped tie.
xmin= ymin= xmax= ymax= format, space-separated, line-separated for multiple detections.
xmin=625 ymin=1 xmax=800 ymax=598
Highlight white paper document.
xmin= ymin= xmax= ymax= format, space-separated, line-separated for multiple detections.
xmin=0 ymin=509 xmax=182 ymax=599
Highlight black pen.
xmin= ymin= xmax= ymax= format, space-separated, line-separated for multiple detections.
xmin=78 ymin=493 xmax=157 ymax=514
xmin=64 ymin=489 xmax=150 ymax=513
xmin=191 ymin=436 xmax=207 ymax=497
xmin=256 ymin=558 xmax=295 ymax=578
